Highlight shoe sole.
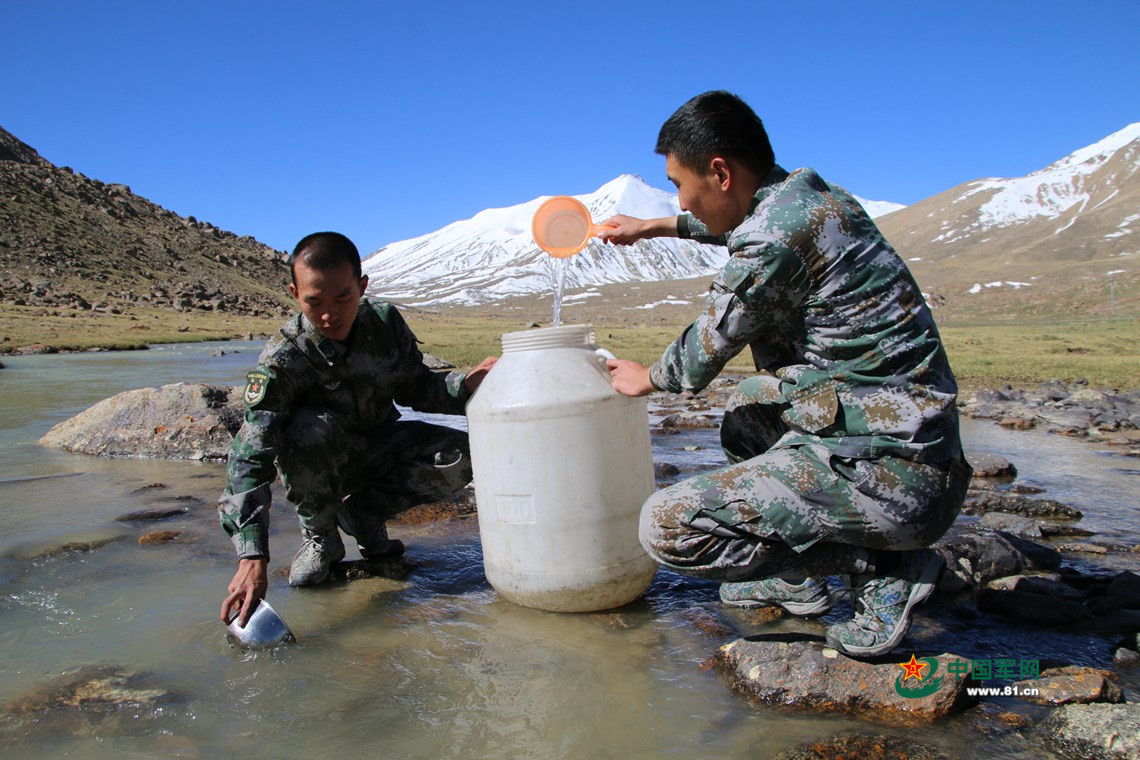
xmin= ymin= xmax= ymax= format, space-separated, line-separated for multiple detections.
xmin=720 ymin=590 xmax=839 ymax=617
xmin=828 ymin=553 xmax=944 ymax=658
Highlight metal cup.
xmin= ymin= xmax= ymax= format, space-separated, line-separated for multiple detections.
xmin=225 ymin=598 xmax=295 ymax=649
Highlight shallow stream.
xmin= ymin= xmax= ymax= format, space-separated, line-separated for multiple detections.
xmin=0 ymin=341 xmax=1137 ymax=758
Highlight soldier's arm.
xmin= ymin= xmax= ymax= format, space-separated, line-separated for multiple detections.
xmin=385 ymin=305 xmax=470 ymax=415
xmin=678 ymin=213 xmax=730 ymax=247
xmin=217 ymin=353 xmax=303 ymax=560
xmin=651 ymin=237 xmax=810 ymax=394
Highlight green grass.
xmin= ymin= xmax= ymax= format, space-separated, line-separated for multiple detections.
xmin=411 ymin=312 xmax=1140 ymax=390
xmin=6 ymin=300 xmax=1136 ymax=391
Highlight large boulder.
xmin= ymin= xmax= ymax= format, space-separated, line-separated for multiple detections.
xmin=711 ymin=639 xmax=976 ymax=723
xmin=39 ymin=382 xmax=242 ymax=460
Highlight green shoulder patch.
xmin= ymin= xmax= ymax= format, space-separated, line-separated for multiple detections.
xmin=243 ymin=368 xmax=273 ymax=407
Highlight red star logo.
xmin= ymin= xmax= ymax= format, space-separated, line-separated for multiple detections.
xmin=898 ymin=654 xmax=928 ymax=682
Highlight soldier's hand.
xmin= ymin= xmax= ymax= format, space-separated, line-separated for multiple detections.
xmin=606 ymin=358 xmax=655 ymax=397
xmin=222 ymin=557 xmax=269 ymax=627
xmin=598 ymin=215 xmax=678 ymax=246
xmin=464 ymin=356 xmax=498 ymax=394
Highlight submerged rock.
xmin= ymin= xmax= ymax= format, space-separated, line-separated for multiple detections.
xmin=773 ymin=733 xmax=949 ymax=760
xmin=39 ymin=382 xmax=242 ymax=460
xmin=114 ymin=506 xmax=190 ymax=522
xmin=1 ymin=665 xmax=178 ymax=741
xmin=711 ymin=639 xmax=976 ymax=723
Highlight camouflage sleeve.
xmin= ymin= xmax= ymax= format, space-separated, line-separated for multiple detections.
xmin=677 ymin=213 xmax=729 ymax=247
xmin=650 ymin=235 xmax=811 ymax=394
xmin=217 ymin=348 xmax=303 ymax=560
xmin=386 ymin=305 xmax=470 ymax=415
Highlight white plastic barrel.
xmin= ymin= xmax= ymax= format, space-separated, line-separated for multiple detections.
xmin=466 ymin=324 xmax=658 ymax=612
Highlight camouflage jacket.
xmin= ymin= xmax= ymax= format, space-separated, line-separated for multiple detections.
xmin=652 ymin=165 xmax=961 ymax=466
xmin=219 ymin=298 xmax=470 ymax=558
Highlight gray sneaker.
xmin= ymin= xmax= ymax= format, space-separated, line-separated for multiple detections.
xmin=719 ymin=576 xmax=838 ymax=617
xmin=288 ymin=534 xmax=346 ymax=587
xmin=825 ymin=549 xmax=944 ymax=658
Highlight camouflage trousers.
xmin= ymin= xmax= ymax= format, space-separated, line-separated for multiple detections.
xmin=279 ymin=408 xmax=471 ymax=542
xmin=639 ymin=376 xmax=969 ymax=581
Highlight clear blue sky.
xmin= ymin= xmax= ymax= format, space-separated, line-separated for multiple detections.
xmin=4 ymin=1 xmax=1137 ymax=255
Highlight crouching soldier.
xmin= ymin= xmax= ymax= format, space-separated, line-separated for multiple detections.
xmin=219 ymin=231 xmax=496 ymax=626
xmin=602 ymin=91 xmax=971 ymax=658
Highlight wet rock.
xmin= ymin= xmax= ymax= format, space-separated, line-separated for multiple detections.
xmin=654 ymin=461 xmax=681 ymax=478
xmin=658 ymin=412 xmax=720 ymax=429
xmin=933 ymin=529 xmax=1061 ymax=591
xmin=1017 ymin=666 xmax=1124 ymax=705
xmin=138 ymin=530 xmax=182 ymax=545
xmin=961 ymin=491 xmax=1083 ymax=520
xmin=1008 ymin=482 xmax=1045 ymax=494
xmin=1039 ymin=703 xmax=1140 ymax=759
xmin=1056 ymin=542 xmax=1111 ymax=555
xmin=976 ymin=512 xmax=1042 ymax=537
xmin=967 ymin=453 xmax=1017 ymax=478
xmin=1106 ymin=571 xmax=1140 ymax=609
xmin=389 ymin=489 xmax=476 ymax=525
xmin=130 ymin=482 xmax=168 ymax=493
xmin=773 ymin=734 xmax=949 ymax=760
xmin=976 ymin=586 xmax=1093 ymax=626
xmin=1113 ymin=647 xmax=1140 ymax=668
xmin=39 ymin=382 xmax=243 ymax=460
xmin=1 ymin=665 xmax=177 ymax=741
xmin=332 ymin=556 xmax=415 ymax=582
xmin=712 ymin=639 xmax=976 ymax=723
xmin=114 ymin=506 xmax=189 ymax=522
xmin=975 ymin=512 xmax=1094 ymax=539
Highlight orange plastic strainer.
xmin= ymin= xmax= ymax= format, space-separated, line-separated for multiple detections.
xmin=532 ymin=195 xmax=614 ymax=258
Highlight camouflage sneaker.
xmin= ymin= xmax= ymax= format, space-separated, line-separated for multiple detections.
xmin=719 ymin=576 xmax=838 ymax=617
xmin=825 ymin=549 xmax=944 ymax=658
xmin=288 ymin=533 xmax=346 ymax=587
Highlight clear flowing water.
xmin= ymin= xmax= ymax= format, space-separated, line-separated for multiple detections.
xmin=0 ymin=342 xmax=1137 ymax=758
xmin=548 ymin=257 xmax=568 ymax=327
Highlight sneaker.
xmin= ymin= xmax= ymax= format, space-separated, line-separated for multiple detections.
xmin=719 ymin=576 xmax=838 ymax=617
xmin=288 ymin=534 xmax=346 ymax=587
xmin=825 ymin=549 xmax=944 ymax=658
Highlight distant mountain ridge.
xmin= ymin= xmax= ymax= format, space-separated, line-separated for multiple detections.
xmin=875 ymin=123 xmax=1139 ymax=317
xmin=362 ymin=174 xmax=904 ymax=306
xmin=0 ymin=125 xmax=292 ymax=322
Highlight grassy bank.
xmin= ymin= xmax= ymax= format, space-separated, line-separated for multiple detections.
xmin=0 ymin=304 xmax=283 ymax=353
xmin=5 ymin=302 xmax=1136 ymax=391
xmin=407 ymin=311 xmax=1140 ymax=391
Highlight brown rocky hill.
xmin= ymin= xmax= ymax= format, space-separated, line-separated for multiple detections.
xmin=0 ymin=125 xmax=292 ymax=333
xmin=875 ymin=124 xmax=1139 ymax=321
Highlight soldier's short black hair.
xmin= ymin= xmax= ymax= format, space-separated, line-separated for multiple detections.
xmin=290 ymin=231 xmax=362 ymax=284
xmin=655 ymin=91 xmax=775 ymax=178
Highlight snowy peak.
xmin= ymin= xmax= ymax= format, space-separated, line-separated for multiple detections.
xmin=362 ymin=174 xmax=721 ymax=306
xmin=362 ymin=172 xmax=907 ymax=306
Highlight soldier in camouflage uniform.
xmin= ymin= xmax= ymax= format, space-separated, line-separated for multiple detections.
xmin=602 ymin=91 xmax=971 ymax=658
xmin=219 ymin=232 xmax=496 ymax=627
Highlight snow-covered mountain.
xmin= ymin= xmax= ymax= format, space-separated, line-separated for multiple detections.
xmin=363 ymin=174 xmax=904 ymax=306
xmin=877 ymin=123 xmax=1140 ymax=264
